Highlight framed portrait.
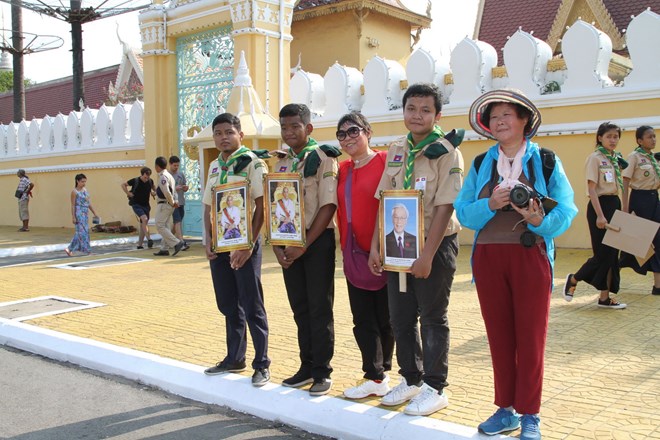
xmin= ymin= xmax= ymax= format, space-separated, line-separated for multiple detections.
xmin=263 ymin=173 xmax=305 ymax=247
xmin=379 ymin=189 xmax=424 ymax=272
xmin=211 ymin=181 xmax=253 ymax=253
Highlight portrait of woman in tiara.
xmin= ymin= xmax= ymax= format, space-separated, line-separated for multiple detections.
xmin=263 ymin=175 xmax=305 ymax=246
xmin=275 ymin=184 xmax=297 ymax=234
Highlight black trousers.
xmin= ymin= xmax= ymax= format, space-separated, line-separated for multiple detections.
xmin=387 ymin=233 xmax=458 ymax=392
xmin=620 ymin=189 xmax=660 ymax=274
xmin=347 ymin=280 xmax=394 ymax=381
xmin=282 ymin=228 xmax=335 ymax=379
xmin=209 ymin=239 xmax=270 ymax=369
xmin=575 ymin=195 xmax=621 ymax=293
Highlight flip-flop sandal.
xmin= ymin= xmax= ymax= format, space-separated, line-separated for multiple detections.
xmin=564 ymin=273 xmax=576 ymax=302
xmin=64 ymin=248 xmax=73 ymax=257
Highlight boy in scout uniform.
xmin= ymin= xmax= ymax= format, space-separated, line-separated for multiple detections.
xmin=202 ymin=113 xmax=271 ymax=387
xmin=368 ymin=83 xmax=464 ymax=416
xmin=273 ymin=103 xmax=340 ymax=396
xmin=153 ymin=156 xmax=184 ymax=256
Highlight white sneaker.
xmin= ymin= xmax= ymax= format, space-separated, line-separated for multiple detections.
xmin=344 ymin=375 xmax=390 ymax=399
xmin=404 ymin=383 xmax=449 ymax=416
xmin=380 ymin=378 xmax=422 ymax=406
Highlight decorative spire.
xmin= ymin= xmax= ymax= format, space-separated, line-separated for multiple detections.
xmin=234 ymin=50 xmax=252 ymax=87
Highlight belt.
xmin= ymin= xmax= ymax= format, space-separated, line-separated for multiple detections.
xmin=157 ymin=200 xmax=168 ymax=204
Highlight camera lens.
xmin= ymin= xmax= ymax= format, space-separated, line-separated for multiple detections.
xmin=510 ymin=184 xmax=531 ymax=207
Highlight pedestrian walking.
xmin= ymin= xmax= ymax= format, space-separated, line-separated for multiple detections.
xmin=620 ymin=125 xmax=660 ymax=295
xmin=565 ymin=122 xmax=627 ymax=308
xmin=65 ymin=173 xmax=99 ymax=257
xmin=121 ymin=167 xmax=156 ymax=249
xmin=169 ymin=156 xmax=190 ymax=250
xmin=153 ymin=156 xmax=184 ymax=256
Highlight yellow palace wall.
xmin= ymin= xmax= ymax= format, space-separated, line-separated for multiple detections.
xmin=0 ymin=150 xmax=147 ymax=228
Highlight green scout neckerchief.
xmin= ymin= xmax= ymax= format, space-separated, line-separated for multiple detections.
xmin=597 ymin=145 xmax=623 ymax=191
xmin=218 ymin=146 xmax=250 ymax=184
xmin=290 ymin=138 xmax=318 ymax=173
xmin=404 ymin=125 xmax=445 ymax=190
xmin=635 ymin=146 xmax=660 ymax=179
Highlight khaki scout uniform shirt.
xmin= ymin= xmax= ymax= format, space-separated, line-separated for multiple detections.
xmin=157 ymin=169 xmax=178 ymax=205
xmin=623 ymin=150 xmax=660 ymax=190
xmin=273 ymin=146 xmax=338 ymax=229
xmin=202 ymin=150 xmax=267 ymax=209
xmin=585 ymin=151 xmax=619 ymax=196
xmin=375 ymin=136 xmax=464 ymax=237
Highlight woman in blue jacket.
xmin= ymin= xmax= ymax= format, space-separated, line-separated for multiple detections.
xmin=455 ymin=89 xmax=577 ymax=440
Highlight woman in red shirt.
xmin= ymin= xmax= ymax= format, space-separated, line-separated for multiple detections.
xmin=336 ymin=112 xmax=394 ymax=399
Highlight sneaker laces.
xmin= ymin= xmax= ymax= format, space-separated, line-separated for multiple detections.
xmin=486 ymin=407 xmax=514 ymax=424
xmin=521 ymin=414 xmax=540 ymax=434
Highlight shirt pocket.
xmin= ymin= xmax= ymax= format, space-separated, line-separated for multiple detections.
xmin=385 ymin=165 xmax=404 ymax=189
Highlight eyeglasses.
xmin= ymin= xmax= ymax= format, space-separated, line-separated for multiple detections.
xmin=336 ymin=126 xmax=363 ymax=141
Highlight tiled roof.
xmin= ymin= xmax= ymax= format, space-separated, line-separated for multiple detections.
xmin=602 ymin=0 xmax=660 ymax=32
xmin=476 ymin=0 xmax=659 ymax=64
xmin=477 ymin=0 xmax=563 ymax=61
xmin=0 ymin=66 xmax=118 ymax=124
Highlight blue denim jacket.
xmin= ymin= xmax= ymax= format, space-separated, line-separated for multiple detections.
xmin=454 ymin=140 xmax=578 ymax=276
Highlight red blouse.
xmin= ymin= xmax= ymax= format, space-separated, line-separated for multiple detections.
xmin=337 ymin=150 xmax=387 ymax=251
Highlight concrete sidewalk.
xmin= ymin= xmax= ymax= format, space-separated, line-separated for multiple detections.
xmin=1 ymin=226 xmax=659 ymax=439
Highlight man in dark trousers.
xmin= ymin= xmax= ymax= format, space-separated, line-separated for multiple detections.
xmin=121 ymin=167 xmax=155 ymax=249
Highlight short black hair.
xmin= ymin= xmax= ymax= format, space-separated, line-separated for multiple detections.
xmin=336 ymin=111 xmax=372 ymax=133
xmin=212 ymin=113 xmax=241 ymax=131
xmin=140 ymin=167 xmax=151 ymax=176
xmin=155 ymin=156 xmax=168 ymax=169
xmin=279 ymin=103 xmax=311 ymax=125
xmin=402 ymin=83 xmax=442 ymax=114
xmin=168 ymin=156 xmax=180 ymax=164
xmin=636 ymin=125 xmax=654 ymax=143
xmin=596 ymin=122 xmax=621 ymax=146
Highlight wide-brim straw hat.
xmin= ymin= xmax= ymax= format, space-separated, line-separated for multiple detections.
xmin=469 ymin=89 xmax=542 ymax=140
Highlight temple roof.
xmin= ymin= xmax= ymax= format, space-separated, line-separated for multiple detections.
xmin=475 ymin=0 xmax=660 ymax=63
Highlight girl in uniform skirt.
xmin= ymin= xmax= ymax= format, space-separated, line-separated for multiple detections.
xmin=620 ymin=126 xmax=660 ymax=295
xmin=565 ymin=122 xmax=627 ymax=309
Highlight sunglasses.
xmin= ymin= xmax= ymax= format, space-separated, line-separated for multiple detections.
xmin=336 ymin=126 xmax=363 ymax=141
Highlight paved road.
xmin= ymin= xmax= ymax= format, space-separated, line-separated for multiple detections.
xmin=0 ymin=346 xmax=332 ymax=440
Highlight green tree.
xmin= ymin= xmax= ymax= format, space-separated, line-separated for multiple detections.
xmin=0 ymin=71 xmax=35 ymax=93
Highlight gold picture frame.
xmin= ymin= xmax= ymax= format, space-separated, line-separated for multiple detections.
xmin=211 ymin=181 xmax=254 ymax=253
xmin=263 ymin=173 xmax=306 ymax=247
xmin=379 ymin=189 xmax=425 ymax=272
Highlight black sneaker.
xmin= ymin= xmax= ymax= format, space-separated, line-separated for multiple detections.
xmin=153 ymin=250 xmax=170 ymax=256
xmin=204 ymin=360 xmax=247 ymax=376
xmin=282 ymin=369 xmax=313 ymax=388
xmin=653 ymin=286 xmax=660 ymax=296
xmin=137 ymin=245 xmax=144 ymax=250
xmin=172 ymin=241 xmax=184 ymax=256
xmin=183 ymin=241 xmax=191 ymax=251
xmin=597 ymin=297 xmax=626 ymax=309
xmin=252 ymin=368 xmax=270 ymax=387
xmin=147 ymin=239 xmax=154 ymax=249
xmin=309 ymin=378 xmax=332 ymax=396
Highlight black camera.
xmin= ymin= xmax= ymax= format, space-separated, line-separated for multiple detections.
xmin=510 ymin=183 xmax=536 ymax=208
xmin=509 ymin=183 xmax=558 ymax=213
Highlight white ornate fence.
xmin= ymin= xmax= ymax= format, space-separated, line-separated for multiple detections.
xmin=291 ymin=10 xmax=660 ymax=124
xmin=0 ymin=101 xmax=144 ymax=160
